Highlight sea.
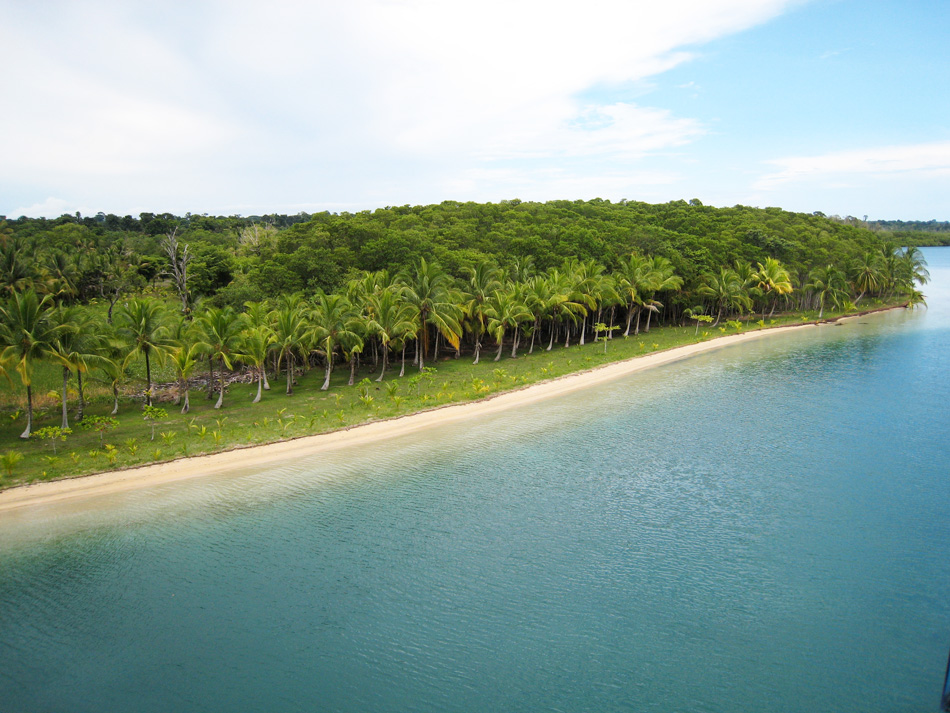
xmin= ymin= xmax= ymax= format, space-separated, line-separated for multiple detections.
xmin=1 ymin=248 xmax=948 ymax=713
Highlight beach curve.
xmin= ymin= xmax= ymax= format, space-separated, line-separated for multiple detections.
xmin=0 ymin=315 xmax=891 ymax=513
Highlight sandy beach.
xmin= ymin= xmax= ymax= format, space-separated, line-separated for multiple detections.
xmin=0 ymin=319 xmax=870 ymax=513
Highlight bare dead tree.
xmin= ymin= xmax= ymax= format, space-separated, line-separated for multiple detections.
xmin=161 ymin=228 xmax=191 ymax=315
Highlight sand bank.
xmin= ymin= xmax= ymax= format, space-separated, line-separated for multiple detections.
xmin=0 ymin=315 xmax=885 ymax=513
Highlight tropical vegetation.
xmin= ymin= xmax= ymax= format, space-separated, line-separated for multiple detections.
xmin=0 ymin=200 xmax=931 ymax=488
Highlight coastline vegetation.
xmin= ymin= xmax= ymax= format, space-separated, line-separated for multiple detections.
xmin=0 ymin=200 xmax=930 ymax=489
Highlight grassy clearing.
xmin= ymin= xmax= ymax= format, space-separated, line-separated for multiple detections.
xmin=0 ymin=302 xmax=901 ymax=489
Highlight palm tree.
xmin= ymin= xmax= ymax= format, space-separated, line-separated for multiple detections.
xmin=0 ymin=237 xmax=41 ymax=296
xmin=48 ymin=305 xmax=94 ymax=429
xmin=237 ymin=326 xmax=275 ymax=403
xmin=366 ymin=288 xmax=417 ymax=381
xmin=309 ymin=292 xmax=361 ymax=390
xmin=116 ymin=298 xmax=174 ymax=407
xmin=170 ymin=342 xmax=201 ymax=413
xmin=806 ymin=265 xmax=848 ymax=319
xmin=697 ymin=268 xmax=751 ymax=325
xmin=641 ymin=256 xmax=683 ymax=332
xmin=545 ymin=267 xmax=587 ymax=349
xmin=562 ymin=258 xmax=603 ymax=345
xmin=195 ymin=306 xmax=244 ymax=409
xmin=485 ymin=287 xmax=532 ymax=361
xmin=754 ymin=257 xmax=793 ymax=318
xmin=0 ymin=290 xmax=64 ymax=438
xmin=241 ymin=300 xmax=274 ymax=392
xmin=462 ymin=262 xmax=502 ymax=365
xmin=523 ymin=274 xmax=556 ymax=354
xmin=271 ymin=301 xmax=309 ymax=395
xmin=617 ymin=252 xmax=650 ymax=337
xmin=849 ymin=251 xmax=884 ymax=305
xmin=400 ymin=258 xmax=462 ymax=370
xmin=899 ymin=246 xmax=930 ymax=291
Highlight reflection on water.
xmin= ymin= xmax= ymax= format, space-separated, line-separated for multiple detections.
xmin=1 ymin=249 xmax=949 ymax=713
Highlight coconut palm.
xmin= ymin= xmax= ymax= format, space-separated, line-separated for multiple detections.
xmin=899 ymin=246 xmax=930 ymax=291
xmin=523 ymin=274 xmax=557 ymax=354
xmin=48 ymin=305 xmax=108 ymax=428
xmin=697 ymin=268 xmax=752 ymax=325
xmin=400 ymin=258 xmax=462 ymax=370
xmin=485 ymin=286 xmax=532 ymax=360
xmin=241 ymin=300 xmax=274 ymax=392
xmin=116 ymin=298 xmax=175 ymax=407
xmin=309 ymin=292 xmax=361 ymax=390
xmin=617 ymin=253 xmax=650 ymax=336
xmin=0 ymin=290 xmax=63 ymax=438
xmin=641 ymin=256 xmax=683 ymax=332
xmin=545 ymin=267 xmax=587 ymax=349
xmin=0 ymin=237 xmax=41 ymax=296
xmin=366 ymin=288 xmax=417 ymax=381
xmin=237 ymin=326 xmax=275 ymax=404
xmin=462 ymin=262 xmax=503 ymax=365
xmin=806 ymin=265 xmax=848 ymax=319
xmin=849 ymin=251 xmax=884 ymax=305
xmin=754 ymin=257 xmax=794 ymax=318
xmin=271 ymin=300 xmax=309 ymax=395
xmin=195 ymin=306 xmax=244 ymax=409
xmin=170 ymin=342 xmax=201 ymax=413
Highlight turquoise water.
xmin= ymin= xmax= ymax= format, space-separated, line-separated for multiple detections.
xmin=2 ymin=249 xmax=949 ymax=712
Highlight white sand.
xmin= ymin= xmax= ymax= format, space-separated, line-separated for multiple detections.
xmin=0 ymin=319 xmax=866 ymax=513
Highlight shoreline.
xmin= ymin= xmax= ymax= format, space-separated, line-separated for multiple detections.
xmin=0 ymin=308 xmax=901 ymax=513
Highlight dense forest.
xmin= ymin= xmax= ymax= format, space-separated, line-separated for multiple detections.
xmin=0 ymin=199 xmax=931 ymax=450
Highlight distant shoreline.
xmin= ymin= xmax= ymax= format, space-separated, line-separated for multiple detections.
xmin=0 ymin=306 xmax=903 ymax=513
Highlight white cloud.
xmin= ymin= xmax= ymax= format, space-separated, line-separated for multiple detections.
xmin=1 ymin=0 xmax=801 ymax=216
xmin=754 ymin=141 xmax=950 ymax=190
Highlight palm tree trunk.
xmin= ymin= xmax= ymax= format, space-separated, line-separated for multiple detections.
xmin=253 ymin=374 xmax=263 ymax=403
xmin=207 ymin=355 xmax=215 ymax=400
xmin=262 ymin=367 xmax=270 ymax=391
xmin=215 ymin=369 xmax=225 ymax=409
xmin=511 ymin=329 xmax=519 ymax=358
xmin=349 ymin=352 xmax=358 ymax=385
xmin=61 ymin=367 xmax=70 ymax=429
xmin=399 ymin=344 xmax=406 ymax=377
xmin=564 ymin=324 xmax=571 ymax=348
xmin=547 ymin=324 xmax=555 ymax=351
xmin=285 ymin=354 xmax=294 ymax=395
xmin=634 ymin=310 xmax=642 ymax=335
xmin=473 ymin=338 xmax=481 ymax=365
xmin=376 ymin=346 xmax=388 ymax=382
xmin=76 ymin=370 xmax=85 ymax=422
xmin=495 ymin=329 xmax=504 ymax=361
xmin=579 ymin=315 xmax=587 ymax=345
xmin=20 ymin=385 xmax=33 ymax=439
xmin=145 ymin=349 xmax=153 ymax=406
xmin=112 ymin=384 xmax=120 ymax=415
xmin=645 ymin=309 xmax=653 ymax=333
xmin=322 ymin=358 xmax=332 ymax=390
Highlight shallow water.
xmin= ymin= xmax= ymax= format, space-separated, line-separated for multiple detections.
xmin=2 ymin=249 xmax=949 ymax=713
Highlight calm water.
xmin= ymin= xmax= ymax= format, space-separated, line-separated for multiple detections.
xmin=2 ymin=249 xmax=949 ymax=713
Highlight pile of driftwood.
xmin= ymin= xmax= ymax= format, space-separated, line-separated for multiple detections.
xmin=143 ymin=367 xmax=265 ymax=403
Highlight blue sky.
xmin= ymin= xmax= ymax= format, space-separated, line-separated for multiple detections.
xmin=2 ymin=0 xmax=948 ymax=220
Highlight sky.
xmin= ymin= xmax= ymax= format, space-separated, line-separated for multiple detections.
xmin=2 ymin=0 xmax=948 ymax=221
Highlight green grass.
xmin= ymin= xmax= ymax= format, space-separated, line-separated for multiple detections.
xmin=0 ymin=301 xmax=903 ymax=489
